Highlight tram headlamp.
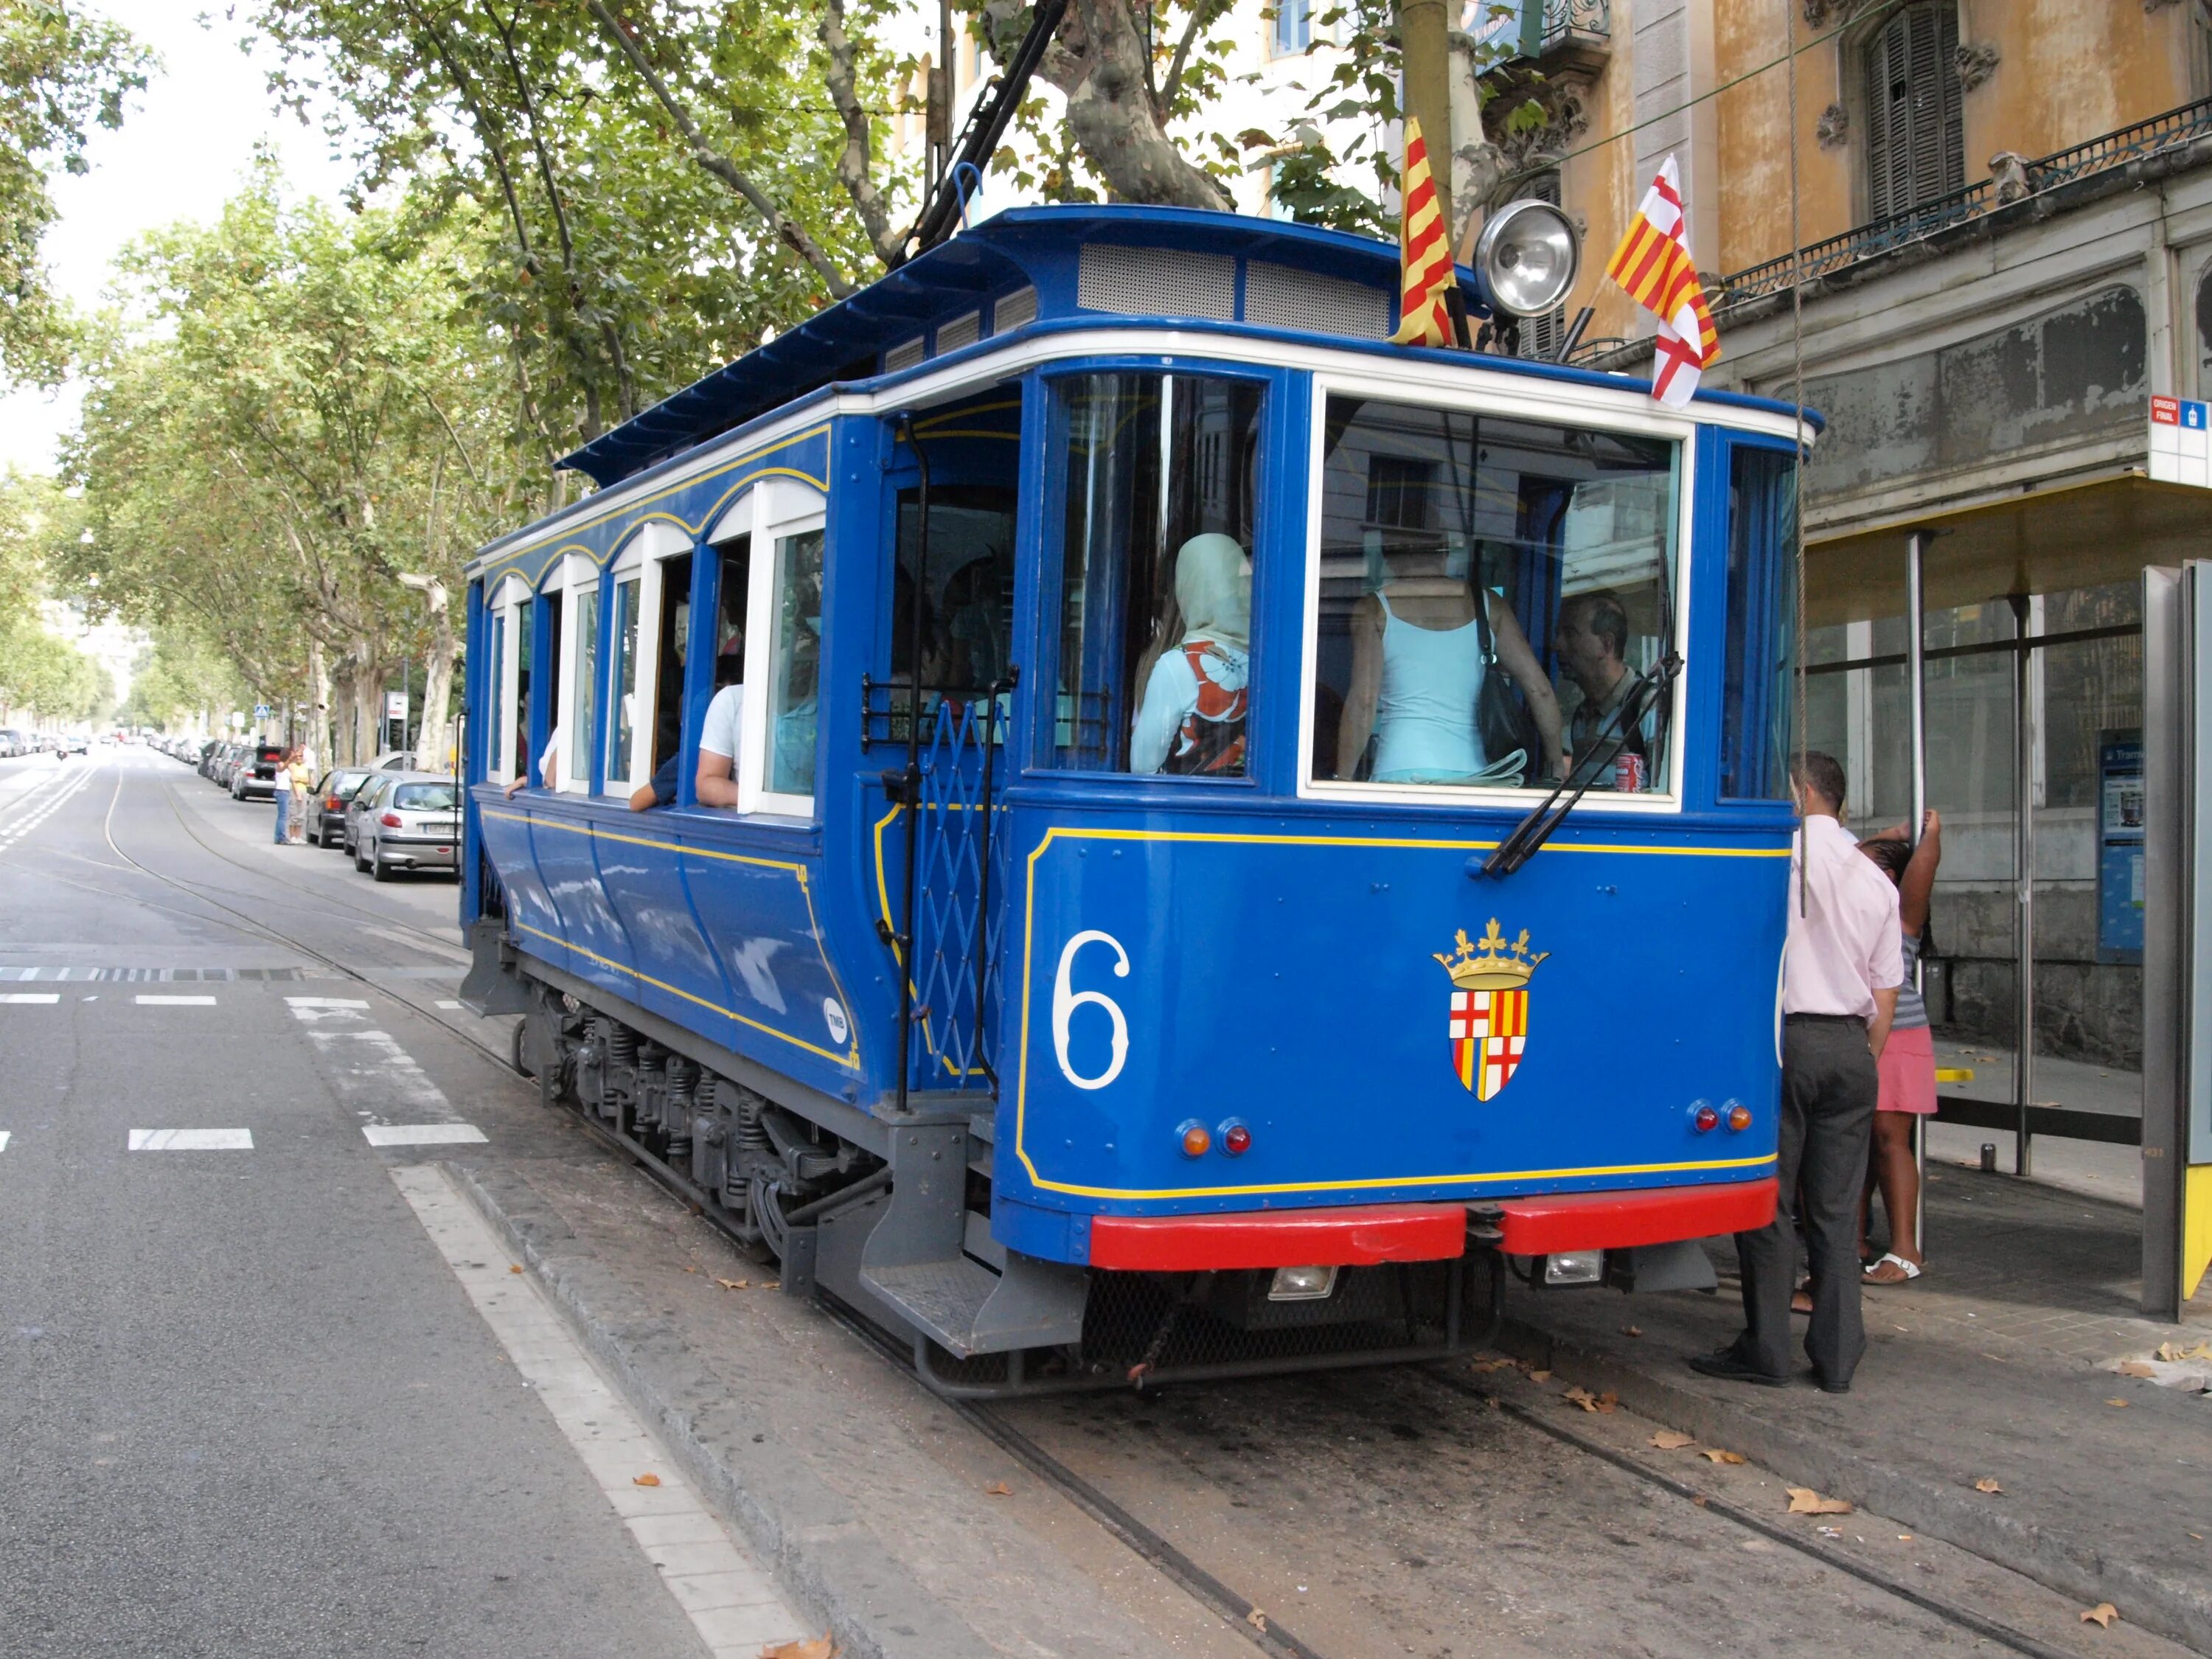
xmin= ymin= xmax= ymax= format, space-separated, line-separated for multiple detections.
xmin=1541 ymin=1251 xmax=1605 ymax=1287
xmin=1475 ymin=199 xmax=1581 ymax=320
xmin=1267 ymin=1265 xmax=1339 ymax=1301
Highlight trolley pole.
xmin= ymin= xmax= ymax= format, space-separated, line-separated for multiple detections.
xmin=2011 ymin=591 xmax=2037 ymax=1177
xmin=1905 ymin=531 xmax=1929 ymax=1243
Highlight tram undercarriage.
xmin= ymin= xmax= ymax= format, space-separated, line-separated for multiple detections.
xmin=465 ymin=928 xmax=1506 ymax=1399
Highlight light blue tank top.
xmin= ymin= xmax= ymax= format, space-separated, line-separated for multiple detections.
xmin=1893 ymin=931 xmax=1929 ymax=1031
xmin=1372 ymin=594 xmax=1486 ymax=782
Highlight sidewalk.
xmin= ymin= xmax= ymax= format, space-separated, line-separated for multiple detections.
xmin=1499 ymin=1160 xmax=2212 ymax=1652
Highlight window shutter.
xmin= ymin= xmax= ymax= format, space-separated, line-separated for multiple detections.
xmin=1865 ymin=3 xmax=1965 ymax=220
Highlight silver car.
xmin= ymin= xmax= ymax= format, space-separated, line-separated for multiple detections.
xmin=353 ymin=772 xmax=461 ymax=881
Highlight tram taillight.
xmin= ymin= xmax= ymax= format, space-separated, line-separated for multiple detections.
xmin=1690 ymin=1102 xmax=1719 ymax=1133
xmin=1177 ymin=1119 xmax=1211 ymax=1158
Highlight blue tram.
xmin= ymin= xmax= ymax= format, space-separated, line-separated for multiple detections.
xmin=459 ymin=202 xmax=1807 ymax=1390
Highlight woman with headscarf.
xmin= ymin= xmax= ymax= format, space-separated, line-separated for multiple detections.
xmin=1130 ymin=533 xmax=1251 ymax=776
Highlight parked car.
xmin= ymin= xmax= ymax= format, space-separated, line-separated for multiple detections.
xmin=341 ymin=771 xmax=393 ymax=859
xmin=352 ymin=772 xmax=461 ymax=881
xmin=0 ymin=728 xmax=26 ymax=757
xmin=305 ymin=768 xmax=372 ymax=847
xmin=366 ymin=750 xmax=417 ymax=771
xmin=230 ymin=742 xmax=286 ymax=800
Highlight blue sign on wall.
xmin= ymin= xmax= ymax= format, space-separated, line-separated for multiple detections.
xmin=2097 ymin=730 xmax=2144 ymax=964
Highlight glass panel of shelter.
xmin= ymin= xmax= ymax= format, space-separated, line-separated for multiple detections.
xmin=1804 ymin=568 xmax=2147 ymax=1179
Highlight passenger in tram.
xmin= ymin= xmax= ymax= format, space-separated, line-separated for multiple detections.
xmin=505 ymin=723 xmax=563 ymax=797
xmin=1858 ymin=811 xmax=1943 ymax=1285
xmin=1130 ymin=532 xmax=1251 ymax=776
xmin=1335 ymin=540 xmax=1562 ymax=785
xmin=628 ymin=712 xmax=684 ymax=811
xmin=1553 ymin=588 xmax=1652 ymax=785
xmin=695 ymin=630 xmax=745 ymax=808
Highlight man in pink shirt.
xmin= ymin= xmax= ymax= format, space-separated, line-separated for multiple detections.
xmin=1694 ymin=750 xmax=1902 ymax=1394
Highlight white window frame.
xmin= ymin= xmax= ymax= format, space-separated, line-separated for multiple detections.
xmin=620 ymin=521 xmax=695 ymax=798
xmin=1295 ymin=366 xmax=1695 ymax=816
xmin=740 ymin=478 xmax=828 ymax=818
xmin=552 ymin=552 xmax=598 ymax=796
xmin=490 ymin=574 xmax=529 ymax=785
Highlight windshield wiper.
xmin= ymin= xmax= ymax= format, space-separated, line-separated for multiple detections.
xmin=1482 ymin=652 xmax=1682 ymax=877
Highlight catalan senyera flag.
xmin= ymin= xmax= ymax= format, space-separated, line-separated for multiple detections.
xmin=1604 ymin=156 xmax=1719 ymax=407
xmin=1388 ymin=118 xmax=1455 ymax=348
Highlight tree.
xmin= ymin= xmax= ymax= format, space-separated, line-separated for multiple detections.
xmin=0 ymin=470 xmax=109 ymax=721
xmin=0 ymin=1 xmax=150 ymax=385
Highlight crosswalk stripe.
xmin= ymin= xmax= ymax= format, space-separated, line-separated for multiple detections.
xmin=287 ymin=997 xmax=371 ymax=1011
xmin=128 ymin=1128 xmax=254 ymax=1150
xmin=135 ymin=995 xmax=217 ymax=1006
xmin=363 ymin=1123 xmax=488 ymax=1147
xmin=0 ymin=1131 xmax=11 ymax=1152
xmin=0 ymin=992 xmax=60 ymax=1004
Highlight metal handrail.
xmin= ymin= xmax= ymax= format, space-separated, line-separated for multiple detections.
xmin=1719 ymin=95 xmax=2212 ymax=304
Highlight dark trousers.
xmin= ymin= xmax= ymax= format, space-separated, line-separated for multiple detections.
xmin=1733 ymin=1015 xmax=1878 ymax=1384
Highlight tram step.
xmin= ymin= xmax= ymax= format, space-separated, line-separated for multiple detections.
xmin=860 ymin=1250 xmax=1088 ymax=1359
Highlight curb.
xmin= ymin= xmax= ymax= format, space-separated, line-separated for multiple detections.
xmin=1496 ymin=1314 xmax=2212 ymax=1655
xmin=446 ymin=1160 xmax=995 ymax=1659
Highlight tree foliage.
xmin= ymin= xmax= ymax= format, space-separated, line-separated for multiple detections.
xmin=0 ymin=470 xmax=109 ymax=720
xmin=0 ymin=0 xmax=150 ymax=385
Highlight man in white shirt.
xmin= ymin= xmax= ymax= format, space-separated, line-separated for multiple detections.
xmin=505 ymin=723 xmax=563 ymax=797
xmin=1694 ymin=749 xmax=1901 ymax=1394
xmin=696 ymin=630 xmax=744 ymax=808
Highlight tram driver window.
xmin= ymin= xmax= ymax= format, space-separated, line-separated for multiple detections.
xmin=650 ymin=550 xmax=694 ymax=787
xmin=1307 ymin=395 xmax=1679 ymax=796
xmin=695 ymin=535 xmax=749 ymax=810
xmin=1043 ymin=372 xmax=1262 ymax=776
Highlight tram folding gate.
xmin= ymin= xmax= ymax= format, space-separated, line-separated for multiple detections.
xmin=2139 ymin=564 xmax=2212 ymax=1316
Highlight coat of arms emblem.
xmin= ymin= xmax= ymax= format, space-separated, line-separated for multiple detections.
xmin=1435 ymin=919 xmax=1549 ymax=1099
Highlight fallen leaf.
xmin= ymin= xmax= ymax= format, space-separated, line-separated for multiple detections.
xmin=762 ymin=1281 xmax=780 ymax=1290
xmin=633 ymin=1473 xmax=661 ymax=1487
xmin=1649 ymin=1430 xmax=1695 ymax=1450
xmin=1700 ymin=1449 xmax=1747 ymax=1465
xmin=682 ymin=1265 xmax=698 ymax=1273
xmin=2080 ymin=1602 xmax=2120 ymax=1629
xmin=759 ymin=1637 xmax=836 ymax=1659
xmin=1787 ymin=1486 xmax=1854 ymax=1516
xmin=1973 ymin=1478 xmax=2003 ymax=1495
xmin=1245 ymin=1609 xmax=1268 ymax=1632
xmin=1691 ymin=1495 xmax=1708 ymax=1507
xmin=1596 ymin=1390 xmax=1618 ymax=1414
xmin=1563 ymin=1386 xmax=1601 ymax=1413
xmin=2116 ymin=1361 xmax=2157 ymax=1379
xmin=1468 ymin=1358 xmax=1512 ymax=1373
xmin=716 ymin=1278 xmax=748 ymax=1291
xmin=2106 ymin=1399 xmax=2130 ymax=1408
xmin=508 ymin=1265 xmax=522 ymax=1275
xmin=2156 ymin=1340 xmax=2211 ymax=1363
xmin=1622 ymin=1325 xmax=1643 ymax=1338
xmin=1528 ymin=1369 xmax=1551 ymax=1382
xmin=984 ymin=1481 xmax=1012 ymax=1497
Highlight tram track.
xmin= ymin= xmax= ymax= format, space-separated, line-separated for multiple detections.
xmin=42 ymin=765 xmax=2146 ymax=1659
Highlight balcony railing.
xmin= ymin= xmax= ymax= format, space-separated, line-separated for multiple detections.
xmin=1718 ymin=96 xmax=2212 ymax=305
xmin=1538 ymin=0 xmax=1608 ymax=52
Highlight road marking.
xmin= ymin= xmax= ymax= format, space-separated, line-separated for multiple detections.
xmin=298 ymin=1025 xmax=462 ymax=1127
xmin=0 ymin=763 xmax=97 ymax=855
xmin=364 ymin=1123 xmax=488 ymax=1147
xmin=134 ymin=994 xmax=217 ymax=1006
xmin=129 ymin=1129 xmax=254 ymax=1150
xmin=286 ymin=997 xmax=372 ymax=1022
xmin=0 ymin=1131 xmax=10 ymax=1152
xmin=435 ymin=999 xmax=465 ymax=1010
xmin=0 ymin=993 xmax=60 ymax=1004
xmin=389 ymin=1164 xmax=806 ymax=1658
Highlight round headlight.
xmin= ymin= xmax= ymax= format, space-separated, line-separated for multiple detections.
xmin=1475 ymin=198 xmax=1581 ymax=319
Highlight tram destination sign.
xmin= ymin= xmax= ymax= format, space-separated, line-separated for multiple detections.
xmin=2150 ymin=396 xmax=2210 ymax=488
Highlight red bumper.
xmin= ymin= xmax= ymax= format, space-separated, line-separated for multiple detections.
xmin=1489 ymin=1178 xmax=1777 ymax=1255
xmin=1085 ymin=1179 xmax=1775 ymax=1272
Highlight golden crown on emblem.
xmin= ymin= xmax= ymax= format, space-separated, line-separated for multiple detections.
xmin=1433 ymin=919 xmax=1551 ymax=990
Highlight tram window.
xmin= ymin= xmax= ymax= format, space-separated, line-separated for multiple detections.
xmin=892 ymin=485 xmax=1017 ymax=691
xmin=1043 ymin=372 xmax=1262 ymax=776
xmin=485 ymin=597 xmax=509 ymax=779
xmin=538 ymin=594 xmax=563 ymax=784
xmin=1722 ymin=446 xmax=1799 ymax=800
xmin=607 ymin=574 xmax=642 ymax=787
xmin=566 ymin=583 xmax=599 ymax=792
xmin=1307 ymin=395 xmax=1678 ymax=796
xmin=765 ymin=527 xmax=824 ymax=798
xmin=651 ymin=551 xmax=693 ymax=778
xmin=509 ymin=600 xmax=532 ymax=785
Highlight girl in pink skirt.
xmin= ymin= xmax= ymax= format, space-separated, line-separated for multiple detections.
xmin=1857 ymin=811 xmax=1942 ymax=1284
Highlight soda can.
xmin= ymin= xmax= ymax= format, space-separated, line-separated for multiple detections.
xmin=1613 ymin=751 xmax=1646 ymax=793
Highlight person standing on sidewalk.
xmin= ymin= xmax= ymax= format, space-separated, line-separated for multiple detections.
xmin=286 ymin=748 xmax=313 ymax=844
xmin=1693 ymin=750 xmax=1901 ymax=1394
xmin=1857 ymin=812 xmax=1942 ymax=1283
xmin=272 ymin=747 xmax=294 ymax=845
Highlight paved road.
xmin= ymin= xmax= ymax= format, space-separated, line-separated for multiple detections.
xmin=0 ymin=748 xmax=796 ymax=1658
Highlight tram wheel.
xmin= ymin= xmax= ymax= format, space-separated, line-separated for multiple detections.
xmin=509 ymin=1018 xmax=532 ymax=1078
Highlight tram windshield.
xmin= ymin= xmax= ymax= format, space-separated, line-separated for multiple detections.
xmin=1307 ymin=394 xmax=1679 ymax=796
xmin=1043 ymin=371 xmax=1264 ymax=776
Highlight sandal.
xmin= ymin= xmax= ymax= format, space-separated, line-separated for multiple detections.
xmin=1863 ymin=1252 xmax=1923 ymax=1284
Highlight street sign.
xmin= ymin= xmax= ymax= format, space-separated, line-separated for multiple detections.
xmin=2149 ymin=396 xmax=2210 ymax=487
xmin=254 ymin=704 xmax=271 ymax=718
xmin=385 ymin=692 xmax=408 ymax=721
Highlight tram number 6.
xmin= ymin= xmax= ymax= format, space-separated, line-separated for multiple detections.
xmin=1051 ymin=930 xmax=1130 ymax=1091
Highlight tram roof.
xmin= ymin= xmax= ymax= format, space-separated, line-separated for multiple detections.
xmin=555 ymin=204 xmax=1817 ymax=491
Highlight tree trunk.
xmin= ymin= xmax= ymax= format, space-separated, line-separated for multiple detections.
xmin=413 ymin=580 xmax=456 ymax=776
xmin=983 ymin=0 xmax=1231 ymax=210
xmin=307 ymin=639 xmax=333 ymax=776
